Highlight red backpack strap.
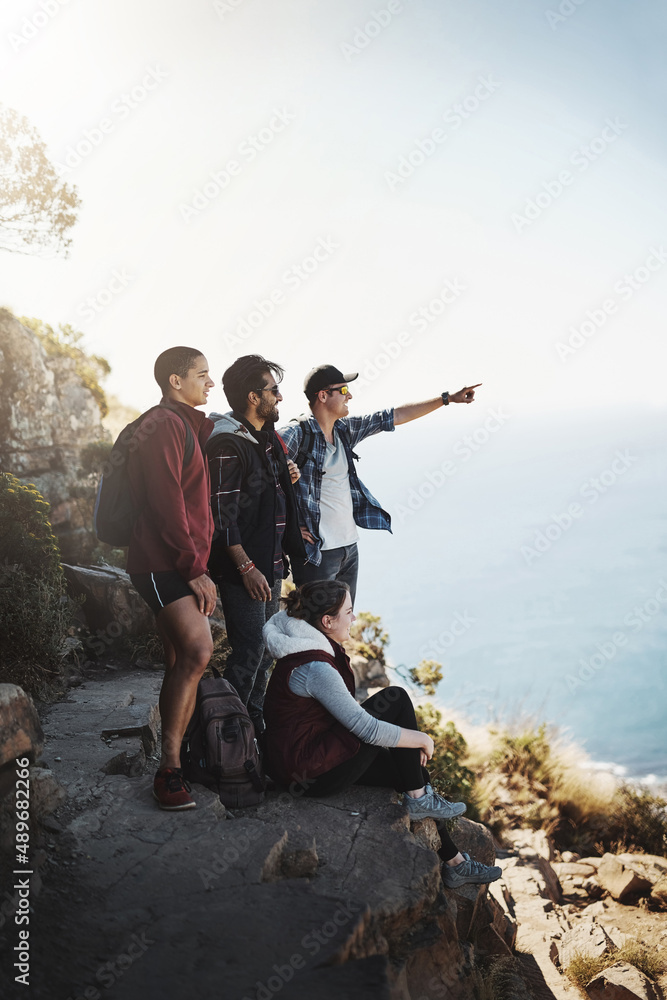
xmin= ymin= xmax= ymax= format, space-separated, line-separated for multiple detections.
xmin=274 ymin=431 xmax=289 ymax=455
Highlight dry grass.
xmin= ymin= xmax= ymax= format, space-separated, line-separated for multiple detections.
xmin=566 ymin=943 xmax=666 ymax=991
xmin=458 ymin=712 xmax=667 ymax=856
xmin=471 ymin=956 xmax=527 ymax=1000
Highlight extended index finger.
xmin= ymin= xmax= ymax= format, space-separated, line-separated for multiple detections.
xmin=466 ymin=383 xmax=483 ymax=389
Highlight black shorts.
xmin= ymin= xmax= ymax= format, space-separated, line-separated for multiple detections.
xmin=129 ymin=571 xmax=194 ymax=616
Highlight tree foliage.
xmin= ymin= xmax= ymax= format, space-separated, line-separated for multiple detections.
xmin=348 ymin=611 xmax=389 ymax=661
xmin=409 ymin=658 xmax=443 ymax=696
xmin=415 ymin=703 xmax=478 ymax=816
xmin=0 ymin=103 xmax=81 ymax=257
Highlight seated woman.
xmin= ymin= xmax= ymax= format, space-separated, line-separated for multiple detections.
xmin=262 ymin=580 xmax=501 ymax=888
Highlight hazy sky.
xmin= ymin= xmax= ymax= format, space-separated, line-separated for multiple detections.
xmin=2 ymin=0 xmax=666 ymax=418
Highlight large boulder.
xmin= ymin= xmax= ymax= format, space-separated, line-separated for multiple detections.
xmin=586 ymin=961 xmax=660 ymax=1000
xmin=597 ymin=854 xmax=653 ymax=902
xmin=650 ymin=875 xmax=667 ymax=909
xmin=615 ymin=853 xmax=667 ymax=889
xmin=0 ymin=310 xmax=110 ymax=563
xmin=348 ymin=652 xmax=390 ymax=701
xmin=556 ymin=918 xmax=615 ymax=967
xmin=453 ymin=816 xmax=497 ymax=867
xmin=0 ymin=684 xmax=44 ymax=769
xmin=62 ymin=563 xmax=155 ymax=638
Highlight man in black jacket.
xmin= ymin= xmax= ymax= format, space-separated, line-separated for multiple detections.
xmin=208 ymin=354 xmax=306 ymax=733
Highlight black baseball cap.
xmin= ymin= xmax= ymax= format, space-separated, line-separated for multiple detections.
xmin=304 ymin=364 xmax=358 ymax=399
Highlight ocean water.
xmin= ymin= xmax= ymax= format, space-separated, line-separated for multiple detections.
xmin=353 ymin=406 xmax=667 ymax=785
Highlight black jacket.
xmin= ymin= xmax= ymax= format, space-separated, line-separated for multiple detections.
xmin=207 ymin=411 xmax=306 ymax=586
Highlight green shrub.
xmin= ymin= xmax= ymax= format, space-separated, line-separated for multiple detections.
xmin=483 ymin=720 xmax=667 ymax=857
xmin=348 ymin=611 xmax=389 ymax=661
xmin=0 ymin=474 xmax=74 ymax=691
xmin=0 ymin=473 xmax=61 ymax=583
xmin=415 ymin=703 xmax=478 ymax=818
xmin=409 ymin=659 xmax=443 ymax=696
xmin=490 ymin=722 xmax=558 ymax=787
xmin=606 ymin=786 xmax=667 ymax=857
xmin=79 ymin=440 xmax=113 ymax=477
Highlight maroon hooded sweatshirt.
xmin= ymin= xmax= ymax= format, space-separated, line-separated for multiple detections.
xmin=126 ymin=400 xmax=214 ymax=582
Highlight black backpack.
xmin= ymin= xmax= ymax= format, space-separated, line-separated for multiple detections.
xmin=180 ymin=666 xmax=266 ymax=809
xmin=94 ymin=403 xmax=195 ymax=547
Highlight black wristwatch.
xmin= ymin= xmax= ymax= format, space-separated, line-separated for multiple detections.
xmin=441 ymin=391 xmax=449 ymax=406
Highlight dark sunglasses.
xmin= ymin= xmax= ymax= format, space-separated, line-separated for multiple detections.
xmin=254 ymin=384 xmax=281 ymax=396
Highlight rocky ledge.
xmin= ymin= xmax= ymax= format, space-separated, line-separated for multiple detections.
xmin=0 ymin=671 xmax=515 ymax=1000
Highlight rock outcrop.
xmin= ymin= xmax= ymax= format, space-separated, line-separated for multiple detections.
xmin=586 ymin=961 xmax=660 ymax=1000
xmin=0 ymin=309 xmax=109 ymax=562
xmin=0 ymin=684 xmax=44 ymax=768
xmin=348 ymin=651 xmax=391 ymax=701
xmin=0 ymin=668 xmax=515 ymax=1000
xmin=495 ymin=828 xmax=667 ymax=998
xmin=62 ymin=563 xmax=155 ymax=638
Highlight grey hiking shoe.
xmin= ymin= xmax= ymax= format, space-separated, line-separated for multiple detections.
xmin=404 ymin=783 xmax=467 ymax=821
xmin=441 ymin=852 xmax=502 ymax=888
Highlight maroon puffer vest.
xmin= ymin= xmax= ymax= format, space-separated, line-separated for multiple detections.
xmin=263 ymin=640 xmax=361 ymax=787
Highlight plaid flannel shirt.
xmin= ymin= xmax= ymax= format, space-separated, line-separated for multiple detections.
xmin=279 ymin=408 xmax=394 ymax=566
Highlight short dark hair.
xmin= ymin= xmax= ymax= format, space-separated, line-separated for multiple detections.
xmin=154 ymin=347 xmax=205 ymax=392
xmin=222 ymin=355 xmax=285 ymax=414
xmin=283 ymin=581 xmax=350 ymax=630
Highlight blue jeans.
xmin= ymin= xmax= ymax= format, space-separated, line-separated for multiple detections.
xmin=292 ymin=542 xmax=359 ymax=605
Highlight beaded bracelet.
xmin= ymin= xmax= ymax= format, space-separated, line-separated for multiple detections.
xmin=238 ymin=561 xmax=255 ymax=576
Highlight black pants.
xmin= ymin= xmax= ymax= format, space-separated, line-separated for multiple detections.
xmin=301 ymin=687 xmax=459 ymax=863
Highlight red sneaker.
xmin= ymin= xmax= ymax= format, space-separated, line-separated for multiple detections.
xmin=153 ymin=768 xmax=196 ymax=811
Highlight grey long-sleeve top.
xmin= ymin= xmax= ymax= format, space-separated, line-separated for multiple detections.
xmin=288 ymin=661 xmax=402 ymax=747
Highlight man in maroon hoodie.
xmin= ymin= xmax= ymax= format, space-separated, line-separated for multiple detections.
xmin=127 ymin=346 xmax=216 ymax=810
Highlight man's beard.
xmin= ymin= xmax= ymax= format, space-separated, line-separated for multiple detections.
xmin=257 ymin=398 xmax=279 ymax=423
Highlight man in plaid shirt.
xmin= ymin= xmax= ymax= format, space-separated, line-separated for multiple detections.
xmin=279 ymin=364 xmax=481 ymax=603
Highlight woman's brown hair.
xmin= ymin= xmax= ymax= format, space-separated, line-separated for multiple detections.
xmin=283 ymin=580 xmax=350 ymax=630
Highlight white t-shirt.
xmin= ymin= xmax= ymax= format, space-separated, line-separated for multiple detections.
xmin=318 ymin=433 xmax=358 ymax=550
